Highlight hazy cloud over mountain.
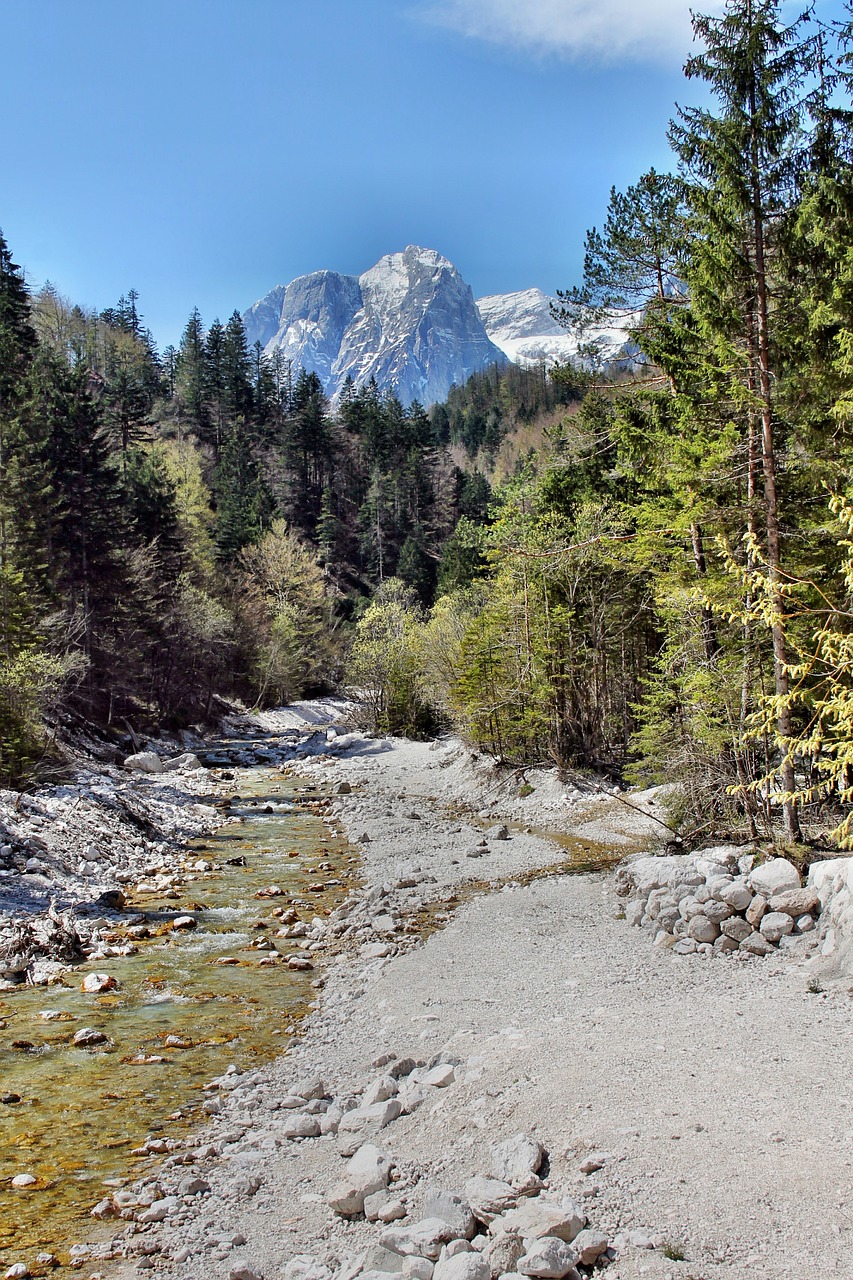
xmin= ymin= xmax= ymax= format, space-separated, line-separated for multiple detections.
xmin=418 ymin=0 xmax=712 ymax=63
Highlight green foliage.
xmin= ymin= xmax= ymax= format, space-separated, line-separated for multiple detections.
xmin=347 ymin=580 xmax=435 ymax=737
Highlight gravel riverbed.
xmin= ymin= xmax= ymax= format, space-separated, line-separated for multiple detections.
xmin=4 ymin=710 xmax=853 ymax=1280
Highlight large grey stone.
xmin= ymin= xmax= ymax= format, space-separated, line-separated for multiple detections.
xmin=491 ymin=1200 xmax=584 ymax=1243
xmin=490 ymin=1133 xmax=544 ymax=1189
xmin=687 ymin=915 xmax=720 ymax=944
xmin=432 ymin=1256 xmax=490 ymax=1280
xmin=123 ymin=751 xmax=163 ymax=773
xmin=423 ymin=1189 xmax=475 ymax=1239
xmin=516 ymin=1238 xmax=579 ymax=1279
xmin=741 ymin=931 xmax=775 ymax=956
xmin=721 ymin=916 xmax=752 ymax=943
xmin=464 ymin=1177 xmax=516 ymax=1224
xmin=485 ymin=1233 xmax=525 ymax=1279
xmin=768 ymin=888 xmax=820 ymax=917
xmin=760 ymin=911 xmax=794 ymax=942
xmin=570 ymin=1231 xmax=608 ymax=1266
xmin=719 ymin=880 xmax=754 ymax=913
xmin=749 ymin=858 xmax=801 ymax=898
xmin=381 ymin=1219 xmax=468 ymax=1260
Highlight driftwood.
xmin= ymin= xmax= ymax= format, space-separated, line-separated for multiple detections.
xmin=0 ymin=900 xmax=85 ymax=982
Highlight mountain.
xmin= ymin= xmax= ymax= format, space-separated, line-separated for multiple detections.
xmin=475 ymin=287 xmax=634 ymax=367
xmin=243 ymin=246 xmax=508 ymax=407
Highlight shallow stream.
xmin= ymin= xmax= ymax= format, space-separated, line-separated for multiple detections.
xmin=0 ymin=766 xmax=358 ymax=1267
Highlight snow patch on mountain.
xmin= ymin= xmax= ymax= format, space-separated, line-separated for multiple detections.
xmin=476 ymin=287 xmax=634 ymax=367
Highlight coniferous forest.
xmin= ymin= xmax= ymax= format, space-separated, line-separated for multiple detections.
xmin=5 ymin=1 xmax=853 ymax=848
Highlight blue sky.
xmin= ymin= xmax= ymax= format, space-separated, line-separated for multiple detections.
xmin=0 ymin=0 xmax=837 ymax=347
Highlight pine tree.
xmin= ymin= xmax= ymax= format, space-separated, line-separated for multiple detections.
xmin=176 ymin=307 xmax=208 ymax=435
xmin=666 ymin=0 xmax=815 ymax=838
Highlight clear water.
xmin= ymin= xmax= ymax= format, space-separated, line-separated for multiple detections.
xmin=0 ymin=768 xmax=358 ymax=1267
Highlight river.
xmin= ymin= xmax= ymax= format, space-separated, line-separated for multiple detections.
xmin=0 ymin=763 xmax=357 ymax=1267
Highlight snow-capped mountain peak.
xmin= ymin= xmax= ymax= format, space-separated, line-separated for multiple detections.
xmin=243 ymin=247 xmax=507 ymax=406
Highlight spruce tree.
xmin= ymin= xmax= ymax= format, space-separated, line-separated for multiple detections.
xmin=666 ymin=0 xmax=814 ymax=838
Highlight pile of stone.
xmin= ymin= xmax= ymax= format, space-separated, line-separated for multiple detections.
xmin=321 ymin=1132 xmax=615 ymax=1280
xmin=615 ymin=847 xmax=820 ymax=958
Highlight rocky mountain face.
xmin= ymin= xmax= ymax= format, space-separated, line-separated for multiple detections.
xmin=475 ymin=287 xmax=633 ymax=368
xmin=243 ymin=246 xmax=508 ymax=406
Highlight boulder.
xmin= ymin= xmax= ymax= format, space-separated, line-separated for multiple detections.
xmin=516 ymin=1237 xmax=579 ymax=1279
xmin=123 ymin=751 xmax=163 ymax=774
xmin=432 ymin=1256 xmax=490 ymax=1280
xmin=82 ymin=973 xmax=118 ymax=993
xmin=72 ymin=1026 xmax=108 ymax=1047
xmin=721 ymin=916 xmax=752 ymax=943
xmin=422 ymin=1064 xmax=455 ymax=1088
xmin=381 ymin=1219 xmax=468 ymax=1260
xmin=485 ymin=1233 xmax=525 ymax=1279
xmin=162 ymin=752 xmax=203 ymax=772
xmin=760 ymin=911 xmax=794 ymax=943
xmin=768 ymin=888 xmax=820 ymax=917
xmin=423 ymin=1189 xmax=475 ymax=1238
xmin=464 ymin=1176 xmax=517 ymax=1224
xmin=570 ymin=1231 xmax=608 ymax=1266
xmin=687 ymin=915 xmax=720 ymax=944
xmin=492 ymin=1200 xmax=584 ymax=1243
xmin=719 ymin=880 xmax=753 ymax=912
xmin=740 ymin=931 xmax=775 ymax=956
xmin=749 ymin=858 xmax=801 ymax=898
xmin=281 ymin=1113 xmax=321 ymax=1139
xmin=490 ymin=1133 xmax=545 ymax=1189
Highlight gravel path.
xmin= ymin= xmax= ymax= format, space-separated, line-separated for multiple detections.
xmin=101 ymin=733 xmax=852 ymax=1280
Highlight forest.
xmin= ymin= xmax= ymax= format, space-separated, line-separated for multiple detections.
xmin=3 ymin=0 xmax=853 ymax=849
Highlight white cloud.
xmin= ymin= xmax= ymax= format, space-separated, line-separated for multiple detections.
xmin=417 ymin=0 xmax=708 ymax=64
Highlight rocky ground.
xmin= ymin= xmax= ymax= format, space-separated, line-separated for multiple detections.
xmin=26 ymin=721 xmax=845 ymax=1280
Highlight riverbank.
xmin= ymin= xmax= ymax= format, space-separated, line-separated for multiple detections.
xmin=75 ymin=723 xmax=853 ymax=1280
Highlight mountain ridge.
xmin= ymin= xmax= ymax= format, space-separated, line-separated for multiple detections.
xmin=243 ymin=246 xmax=508 ymax=407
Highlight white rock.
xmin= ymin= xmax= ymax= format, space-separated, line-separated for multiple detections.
xmin=516 ymin=1237 xmax=579 ymax=1278
xmin=423 ymin=1188 xmax=475 ymax=1237
xmin=162 ymin=752 xmax=203 ymax=771
xmin=4 ymin=1265 xmax=30 ymax=1280
xmin=741 ymin=931 xmax=775 ymax=956
xmin=493 ymin=1200 xmax=583 ymax=1243
xmin=381 ymin=1218 xmax=468 ymax=1260
xmin=768 ymin=888 xmax=820 ymax=917
xmin=281 ymin=1114 xmax=321 ymax=1139
xmin=283 ymin=1259 xmax=332 ymax=1280
xmin=687 ymin=915 xmax=720 ymax=943
xmin=760 ymin=911 xmax=794 ymax=942
xmin=796 ymin=913 xmax=816 ymax=933
xmin=339 ymin=1100 xmax=402 ymax=1137
xmin=749 ymin=858 xmax=801 ymax=898
xmin=570 ymin=1230 xmax=608 ymax=1266
xmin=404 ymin=1261 xmax=434 ymax=1280
xmin=719 ymin=879 xmax=753 ymax=912
xmin=11 ymin=1174 xmax=36 ymax=1188
xmin=464 ymin=1177 xmax=517 ymax=1224
xmin=490 ymin=1133 xmax=544 ymax=1188
xmin=432 ymin=1255 xmax=489 ymax=1280
xmin=422 ymin=1064 xmax=456 ymax=1088
xmin=124 ymin=751 xmax=163 ymax=774
xmin=364 ymin=1074 xmax=400 ymax=1106
xmin=138 ymin=1195 xmax=179 ymax=1223
xmin=82 ymin=972 xmax=117 ymax=993
xmin=721 ymin=916 xmax=752 ymax=943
